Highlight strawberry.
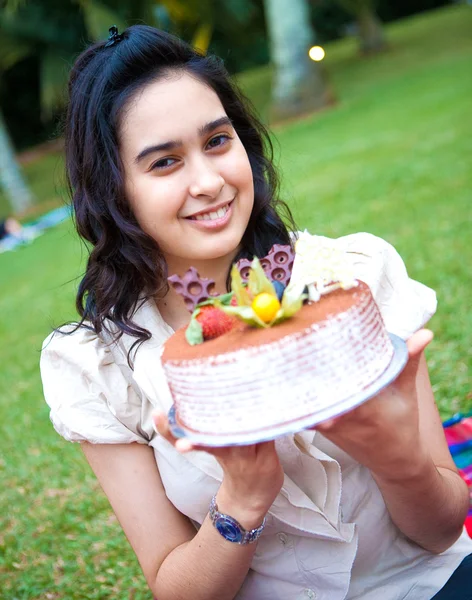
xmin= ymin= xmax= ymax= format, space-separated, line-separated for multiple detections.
xmin=196 ymin=306 xmax=237 ymax=340
xmin=230 ymin=294 xmax=238 ymax=306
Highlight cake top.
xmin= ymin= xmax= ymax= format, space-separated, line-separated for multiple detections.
xmin=162 ymin=282 xmax=369 ymax=362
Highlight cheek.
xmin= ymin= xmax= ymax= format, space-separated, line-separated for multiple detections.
xmin=226 ymin=147 xmax=254 ymax=194
xmin=126 ymin=175 xmax=184 ymax=228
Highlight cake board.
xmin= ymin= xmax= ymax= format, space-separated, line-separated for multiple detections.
xmin=168 ymin=333 xmax=408 ymax=447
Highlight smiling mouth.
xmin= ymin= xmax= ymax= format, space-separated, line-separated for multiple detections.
xmin=187 ymin=201 xmax=232 ymax=222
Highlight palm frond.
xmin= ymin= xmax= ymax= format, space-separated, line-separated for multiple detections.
xmin=78 ymin=0 xmax=127 ymax=42
xmin=0 ymin=33 xmax=32 ymax=73
xmin=192 ymin=22 xmax=213 ymax=54
xmin=2 ymin=0 xmax=27 ymax=17
xmin=39 ymin=50 xmax=70 ymax=121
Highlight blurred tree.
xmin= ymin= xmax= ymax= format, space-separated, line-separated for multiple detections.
xmin=0 ymin=108 xmax=34 ymax=214
xmin=0 ymin=0 xmax=268 ymax=210
xmin=333 ymin=0 xmax=385 ymax=53
xmin=0 ymin=0 xmax=126 ymax=212
xmin=0 ymin=12 xmax=36 ymax=213
xmin=158 ymin=0 xmax=268 ymax=72
xmin=263 ymin=0 xmax=332 ymax=122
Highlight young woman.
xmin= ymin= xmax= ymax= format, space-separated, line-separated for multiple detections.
xmin=41 ymin=25 xmax=472 ymax=599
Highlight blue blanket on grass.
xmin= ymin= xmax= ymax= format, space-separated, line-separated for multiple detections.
xmin=0 ymin=206 xmax=71 ymax=253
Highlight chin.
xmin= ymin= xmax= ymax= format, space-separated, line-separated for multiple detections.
xmin=190 ymin=229 xmax=243 ymax=260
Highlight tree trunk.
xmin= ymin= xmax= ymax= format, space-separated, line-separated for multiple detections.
xmin=0 ymin=107 xmax=33 ymax=214
xmin=357 ymin=6 xmax=386 ymax=54
xmin=263 ymin=0 xmax=332 ymax=123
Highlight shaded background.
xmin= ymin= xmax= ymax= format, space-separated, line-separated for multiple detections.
xmin=0 ymin=0 xmax=459 ymax=150
xmin=0 ymin=1 xmax=471 ymax=598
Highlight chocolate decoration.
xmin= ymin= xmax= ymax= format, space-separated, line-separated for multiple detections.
xmin=169 ymin=244 xmax=295 ymax=313
xmin=168 ymin=267 xmax=217 ymax=313
xmin=237 ymin=244 xmax=294 ymax=285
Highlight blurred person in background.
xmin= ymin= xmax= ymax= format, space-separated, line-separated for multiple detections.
xmin=40 ymin=25 xmax=472 ymax=600
xmin=0 ymin=216 xmax=23 ymax=240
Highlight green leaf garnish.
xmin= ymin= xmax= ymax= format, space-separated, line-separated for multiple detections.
xmin=185 ymin=314 xmax=204 ymax=345
xmin=281 ymin=281 xmax=306 ymax=318
xmin=218 ymin=292 xmax=235 ymax=306
xmin=230 ymin=264 xmax=252 ymax=306
xmin=247 ymin=257 xmax=277 ymax=297
xmin=219 ymin=304 xmax=268 ymax=328
xmin=222 ymin=258 xmax=307 ymax=329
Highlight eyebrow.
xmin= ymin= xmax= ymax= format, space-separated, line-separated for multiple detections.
xmin=134 ymin=116 xmax=233 ymax=164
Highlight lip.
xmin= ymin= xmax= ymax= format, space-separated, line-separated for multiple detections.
xmin=184 ymin=199 xmax=234 ymax=231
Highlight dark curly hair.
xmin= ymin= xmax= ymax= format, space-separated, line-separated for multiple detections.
xmin=65 ymin=25 xmax=297 ymax=345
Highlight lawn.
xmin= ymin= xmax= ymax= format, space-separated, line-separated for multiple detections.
xmin=1 ymin=5 xmax=471 ymax=598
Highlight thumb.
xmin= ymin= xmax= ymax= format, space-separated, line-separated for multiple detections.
xmin=407 ymin=328 xmax=433 ymax=359
xmin=396 ymin=328 xmax=433 ymax=386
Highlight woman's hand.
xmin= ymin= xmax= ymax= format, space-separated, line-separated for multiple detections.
xmin=314 ymin=329 xmax=434 ymax=481
xmin=153 ymin=413 xmax=284 ymax=528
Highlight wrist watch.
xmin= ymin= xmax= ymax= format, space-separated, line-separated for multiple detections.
xmin=209 ymin=495 xmax=266 ymax=545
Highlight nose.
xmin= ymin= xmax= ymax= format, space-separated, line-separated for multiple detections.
xmin=188 ymin=156 xmax=225 ymax=199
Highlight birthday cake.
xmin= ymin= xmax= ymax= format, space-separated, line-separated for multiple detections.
xmin=161 ymin=236 xmax=396 ymax=439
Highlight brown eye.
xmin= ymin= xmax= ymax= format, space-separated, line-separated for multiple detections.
xmin=207 ymin=134 xmax=231 ymax=149
xmin=151 ymin=157 xmax=176 ymax=170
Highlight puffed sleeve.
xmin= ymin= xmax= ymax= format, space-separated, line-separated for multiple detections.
xmin=339 ymin=232 xmax=437 ymax=340
xmin=40 ymin=325 xmax=149 ymax=444
xmin=292 ymin=231 xmax=437 ymax=340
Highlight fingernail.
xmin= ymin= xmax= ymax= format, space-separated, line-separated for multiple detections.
xmin=318 ymin=418 xmax=334 ymax=430
xmin=152 ymin=413 xmax=163 ymax=432
xmin=176 ymin=439 xmax=193 ymax=452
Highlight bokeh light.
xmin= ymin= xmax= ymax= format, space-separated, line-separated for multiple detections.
xmin=308 ymin=46 xmax=326 ymax=62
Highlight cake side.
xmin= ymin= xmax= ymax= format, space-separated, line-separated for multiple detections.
xmin=162 ymin=282 xmax=395 ymax=436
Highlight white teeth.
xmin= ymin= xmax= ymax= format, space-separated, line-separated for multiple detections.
xmin=194 ymin=204 xmax=229 ymax=221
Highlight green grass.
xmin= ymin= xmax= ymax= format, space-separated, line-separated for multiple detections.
xmin=1 ymin=5 xmax=471 ymax=598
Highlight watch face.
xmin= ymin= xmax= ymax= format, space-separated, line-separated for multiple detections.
xmin=215 ymin=516 xmax=243 ymax=543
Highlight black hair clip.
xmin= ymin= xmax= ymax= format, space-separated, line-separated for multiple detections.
xmin=105 ymin=25 xmax=124 ymax=48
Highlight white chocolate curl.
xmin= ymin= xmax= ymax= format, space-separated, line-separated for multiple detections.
xmin=291 ymin=233 xmax=358 ymax=298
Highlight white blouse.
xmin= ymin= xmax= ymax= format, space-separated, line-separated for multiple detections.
xmin=41 ymin=233 xmax=472 ymax=600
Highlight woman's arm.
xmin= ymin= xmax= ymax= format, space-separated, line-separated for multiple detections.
xmin=82 ymin=438 xmax=282 ymax=600
xmin=317 ymin=330 xmax=469 ymax=554
xmin=371 ymin=353 xmax=469 ymax=553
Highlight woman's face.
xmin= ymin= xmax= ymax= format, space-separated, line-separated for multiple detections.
xmin=120 ymin=71 xmax=254 ymax=275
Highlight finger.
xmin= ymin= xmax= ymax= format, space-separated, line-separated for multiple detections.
xmin=255 ymin=440 xmax=275 ymax=452
xmin=175 ymin=438 xmax=195 ymax=453
xmin=152 ymin=411 xmax=193 ymax=451
xmin=188 ymin=441 xmax=258 ymax=463
xmin=406 ymin=328 xmax=434 ymax=359
xmin=194 ymin=441 xmax=254 ymax=456
xmin=252 ymin=440 xmax=280 ymax=460
xmin=315 ymin=417 xmax=338 ymax=431
xmin=396 ymin=329 xmax=434 ymax=385
xmin=152 ymin=412 xmax=173 ymax=443
xmin=152 ymin=411 xmax=168 ymax=436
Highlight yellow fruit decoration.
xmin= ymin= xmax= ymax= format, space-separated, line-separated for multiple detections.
xmin=252 ymin=292 xmax=281 ymax=323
